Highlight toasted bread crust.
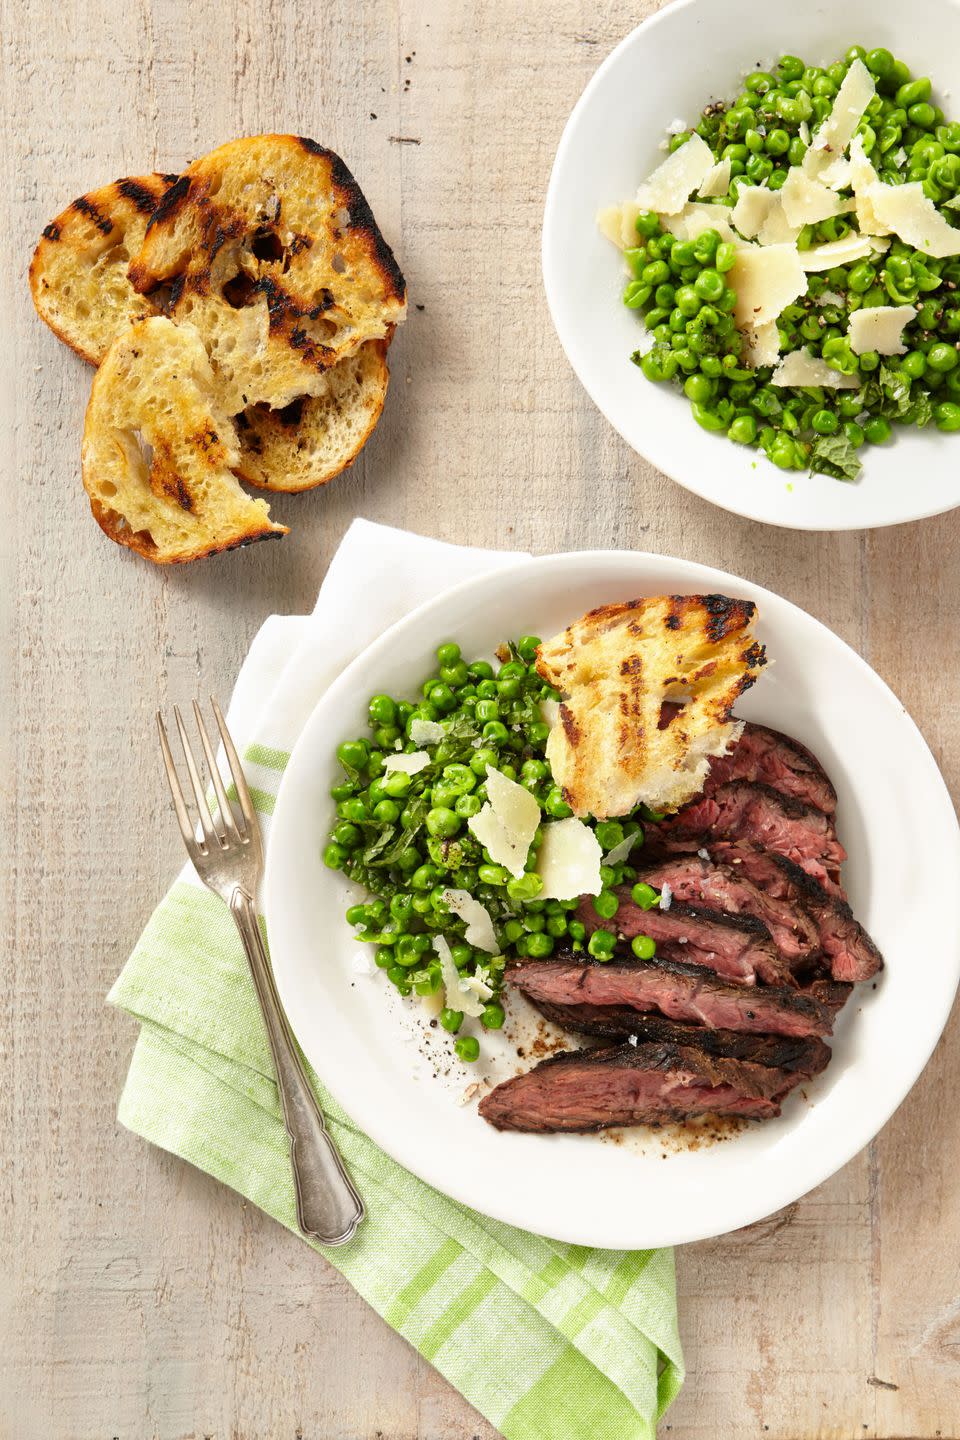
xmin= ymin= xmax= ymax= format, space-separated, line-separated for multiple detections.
xmin=537 ymin=594 xmax=766 ymax=819
xmin=30 ymin=173 xmax=179 ymax=365
xmin=128 ymin=135 xmax=407 ymax=413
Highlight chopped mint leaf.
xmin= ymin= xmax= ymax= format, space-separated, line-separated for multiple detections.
xmin=810 ymin=433 xmax=863 ymax=483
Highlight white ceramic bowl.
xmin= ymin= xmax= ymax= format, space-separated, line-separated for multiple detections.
xmin=543 ymin=0 xmax=960 ymax=530
xmin=265 ymin=552 xmax=960 ymax=1248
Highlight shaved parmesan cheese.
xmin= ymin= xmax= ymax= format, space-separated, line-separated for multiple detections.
xmin=847 ymin=303 xmax=916 ymax=356
xmin=597 ymin=202 xmax=641 ymax=250
xmin=409 ymin=717 xmax=446 ymax=746
xmin=604 ymin=828 xmax=642 ymax=867
xmin=420 ymin=989 xmax=444 ymax=1019
xmin=442 ymin=889 xmax=500 ymax=955
xmin=698 ymin=157 xmax=732 ymax=199
xmin=540 ymin=698 xmax=560 ymax=729
xmin=847 ymin=135 xmax=892 ymax=238
xmin=816 ymin=290 xmax=845 ymax=307
xmin=771 ymin=347 xmax=860 ymax=388
xmin=799 ymin=120 xmax=811 ymax=145
xmin=865 ymin=180 xmax=960 ymax=258
xmin=730 ymin=186 xmax=799 ymax=246
xmin=804 ymin=58 xmax=875 ymax=179
xmin=635 ymin=132 xmax=716 ymax=215
xmin=780 ymin=166 xmax=848 ymax=228
xmin=467 ymin=764 xmax=540 ymax=879
xmin=662 ymin=202 xmax=743 ymax=247
xmin=729 ymin=243 xmax=807 ymax=329
xmin=659 ymin=883 xmax=673 ymax=911
xmin=818 ymin=156 xmax=852 ymax=190
xmin=741 ymin=319 xmax=781 ymax=369
xmin=798 ymin=233 xmax=889 ymax=271
xmin=535 ymin=817 xmax=603 ymax=901
xmin=383 ymin=750 xmax=430 ymax=775
xmin=434 ymin=935 xmax=489 ymax=1019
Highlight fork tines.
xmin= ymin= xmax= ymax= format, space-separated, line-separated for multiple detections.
xmin=157 ymin=699 xmax=255 ymax=857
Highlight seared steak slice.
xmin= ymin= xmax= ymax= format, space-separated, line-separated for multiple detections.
xmin=704 ymin=722 xmax=837 ymax=814
xmin=631 ymin=853 xmax=819 ymax=964
xmin=579 ymin=894 xmax=792 ymax=987
xmin=646 ymin=781 xmax=847 ymax=896
xmin=529 ymin=999 xmax=832 ymax=1076
xmin=671 ymin=841 xmax=883 ymax=983
xmin=505 ymin=954 xmax=838 ymax=1038
xmin=478 ymin=1041 xmax=806 ymax=1133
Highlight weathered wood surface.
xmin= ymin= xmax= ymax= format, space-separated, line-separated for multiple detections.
xmin=3 ymin=0 xmax=960 ymax=1435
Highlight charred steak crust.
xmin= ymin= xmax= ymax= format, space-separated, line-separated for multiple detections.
xmin=477 ymin=1040 xmax=805 ymax=1133
xmin=703 ymin=721 xmax=838 ymax=815
xmin=529 ymin=999 xmax=832 ymax=1076
xmin=505 ymin=953 xmax=839 ymax=1038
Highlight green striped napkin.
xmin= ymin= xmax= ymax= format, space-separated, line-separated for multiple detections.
xmin=108 ymin=519 xmax=684 ymax=1440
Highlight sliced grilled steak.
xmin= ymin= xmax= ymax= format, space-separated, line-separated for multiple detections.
xmin=529 ymin=999 xmax=832 ymax=1075
xmin=704 ymin=722 xmax=837 ymax=814
xmin=646 ymin=780 xmax=847 ymax=896
xmin=662 ymin=840 xmax=883 ymax=982
xmin=478 ymin=1041 xmax=807 ymax=1133
xmin=578 ymin=895 xmax=793 ymax=987
xmin=630 ymin=854 xmax=819 ymax=965
xmin=505 ymin=954 xmax=839 ymax=1038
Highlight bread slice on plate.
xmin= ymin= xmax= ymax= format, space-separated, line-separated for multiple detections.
xmin=536 ymin=594 xmax=767 ymax=820
xmin=128 ymin=134 xmax=407 ymax=414
xmin=29 ymin=174 xmax=179 ymax=364
xmin=234 ymin=337 xmax=390 ymax=491
xmin=82 ymin=316 xmax=286 ymax=564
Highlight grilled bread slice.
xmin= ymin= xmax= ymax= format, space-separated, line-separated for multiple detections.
xmin=29 ymin=174 xmax=179 ymax=364
xmin=82 ymin=317 xmax=286 ymax=564
xmin=129 ymin=134 xmax=407 ymax=414
xmin=536 ymin=594 xmax=766 ymax=819
xmin=234 ymin=337 xmax=390 ymax=491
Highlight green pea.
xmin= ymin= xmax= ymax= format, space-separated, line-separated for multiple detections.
xmin=897 ymin=78 xmax=932 ymax=108
xmin=482 ymin=721 xmax=510 ymax=745
xmin=372 ymin=798 xmax=400 ymax=824
xmin=902 ymin=350 xmax=927 ymax=379
xmin=928 ymin=342 xmax=959 ymax=372
xmin=383 ymin=769 xmax=413 ymax=798
xmin=631 ymin=934 xmax=657 ymax=961
xmin=674 ymin=284 xmax=701 ymax=318
xmin=866 ymin=47 xmax=894 ymax=79
xmin=634 ymin=209 xmax=661 ymax=238
xmin=411 ymin=862 xmax=440 ymax=891
xmin=587 ymin=930 xmax=617 ymax=962
xmin=454 ymin=794 xmax=481 ymax=819
xmin=864 ymin=415 xmax=893 ymax=444
xmin=714 ymin=242 xmax=737 ymax=275
xmin=332 ymin=821 xmax=362 ymax=850
xmin=641 ymin=259 xmax=670 ymax=287
xmin=525 ymin=931 xmax=555 ymax=958
xmin=592 ymin=889 xmax=620 ymax=921
xmin=684 ymin=373 xmax=713 ymax=404
xmin=439 ymin=660 xmax=469 ymax=687
xmin=935 ymin=401 xmax=960 ymax=430
xmin=480 ymin=1002 xmax=505 ymax=1031
xmin=848 ymin=261 xmax=876 ymax=294
xmin=505 ymin=872 xmax=543 ymax=904
xmin=439 ymin=1008 xmax=463 ymax=1034
xmin=544 ymin=786 xmax=572 ymax=818
xmin=812 ymin=409 xmax=839 ymax=435
xmin=470 ymin=747 xmax=499 ymax=776
xmin=426 ymin=807 xmax=460 ymax=839
xmin=323 ymin=842 xmax=347 ymax=869
xmin=691 ymin=402 xmax=727 ymax=433
xmin=728 ymin=414 xmax=757 ymax=445
xmin=337 ymin=738 xmax=369 ymax=771
xmin=453 ymin=1035 xmax=479 ymax=1063
xmin=694 ymin=268 xmax=724 ymax=303
xmin=777 ymin=54 xmax=804 ymax=82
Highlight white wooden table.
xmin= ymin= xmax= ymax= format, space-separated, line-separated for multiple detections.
xmin=4 ymin=1 xmax=960 ymax=1435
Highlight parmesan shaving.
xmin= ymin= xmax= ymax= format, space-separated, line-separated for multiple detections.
xmin=442 ymin=889 xmax=501 ymax=955
xmin=798 ymin=234 xmax=889 ymax=271
xmin=847 ymin=303 xmax=916 ymax=356
xmin=741 ymin=319 xmax=781 ymax=369
xmin=847 ymin=135 xmax=892 ymax=238
xmin=697 ymin=157 xmax=732 ymax=199
xmin=635 ymin=132 xmax=716 ymax=215
xmin=804 ymin=58 xmax=876 ymax=179
xmin=540 ymin=698 xmax=561 ymax=729
xmin=603 ymin=828 xmax=642 ymax=867
xmin=662 ymin=202 xmax=743 ymax=247
xmin=467 ymin=764 xmax=540 ymax=879
xmin=535 ymin=817 xmax=603 ymax=900
xmin=864 ymin=180 xmax=960 ymax=259
xmin=729 ymin=243 xmax=807 ymax=329
xmin=382 ymin=750 xmax=430 ymax=775
xmin=409 ymin=717 xmax=446 ymax=746
xmin=771 ymin=347 xmax=860 ymax=388
xmin=434 ymin=935 xmax=489 ymax=1019
xmin=597 ymin=202 xmax=641 ymax=250
xmin=780 ymin=165 xmax=849 ymax=228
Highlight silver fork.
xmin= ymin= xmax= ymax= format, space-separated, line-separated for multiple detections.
xmin=157 ymin=699 xmax=365 ymax=1247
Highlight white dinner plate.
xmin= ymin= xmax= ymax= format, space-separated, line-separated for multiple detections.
xmin=542 ymin=0 xmax=960 ymax=530
xmin=265 ymin=552 xmax=960 ymax=1248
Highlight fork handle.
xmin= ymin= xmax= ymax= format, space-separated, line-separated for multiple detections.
xmin=230 ymin=888 xmax=365 ymax=1246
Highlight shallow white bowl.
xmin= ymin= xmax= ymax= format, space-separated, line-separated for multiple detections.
xmin=542 ymin=0 xmax=960 ymax=530
xmin=265 ymin=553 xmax=960 ymax=1248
